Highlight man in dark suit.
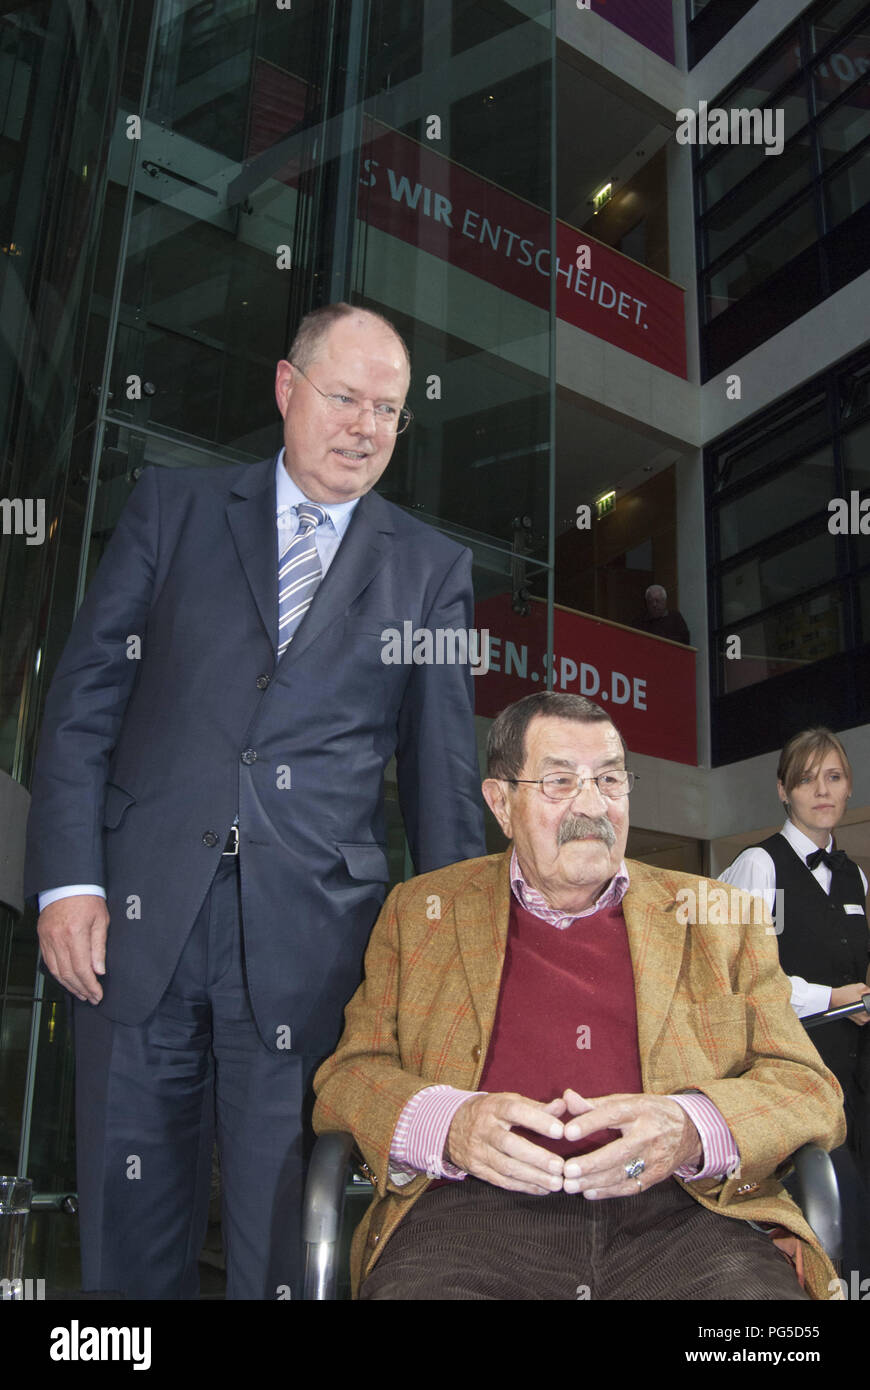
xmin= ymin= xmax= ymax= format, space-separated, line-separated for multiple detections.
xmin=24 ymin=303 xmax=486 ymax=1299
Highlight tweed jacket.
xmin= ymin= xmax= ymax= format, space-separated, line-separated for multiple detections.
xmin=313 ymin=851 xmax=846 ymax=1299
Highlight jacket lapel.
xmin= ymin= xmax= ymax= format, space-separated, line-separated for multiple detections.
xmin=622 ymin=859 xmax=688 ymax=1079
xmin=453 ymin=853 xmax=690 ymax=1069
xmin=226 ymin=457 xmax=280 ymax=652
xmin=454 ymin=852 xmax=512 ymax=1043
xmin=277 ymin=489 xmax=395 ymax=670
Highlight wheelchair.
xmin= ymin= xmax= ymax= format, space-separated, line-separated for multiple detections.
xmin=303 ymin=996 xmax=868 ymax=1299
xmin=302 ymin=1135 xmax=842 ymax=1300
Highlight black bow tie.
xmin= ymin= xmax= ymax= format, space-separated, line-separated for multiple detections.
xmin=805 ymin=847 xmax=848 ymax=872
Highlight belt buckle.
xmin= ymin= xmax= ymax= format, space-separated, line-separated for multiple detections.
xmin=222 ymin=826 xmax=239 ymax=856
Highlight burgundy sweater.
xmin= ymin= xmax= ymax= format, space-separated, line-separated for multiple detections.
xmin=478 ymin=893 xmax=643 ymax=1159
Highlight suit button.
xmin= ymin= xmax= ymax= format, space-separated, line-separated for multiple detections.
xmin=241 ymin=749 xmax=258 ymax=764
xmin=256 ymin=674 xmax=270 ymax=690
xmin=202 ymin=831 xmax=220 ymax=848
xmin=471 ymin=1044 xmax=481 ymax=1062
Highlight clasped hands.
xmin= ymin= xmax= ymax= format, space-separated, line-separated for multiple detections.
xmin=445 ymin=1088 xmax=703 ymax=1199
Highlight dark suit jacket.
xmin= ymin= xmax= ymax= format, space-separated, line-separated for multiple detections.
xmin=24 ymin=458 xmax=486 ymax=1056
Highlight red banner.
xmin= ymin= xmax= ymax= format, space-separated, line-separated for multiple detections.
xmin=359 ymin=122 xmax=687 ymax=378
xmin=473 ymin=595 xmax=697 ymax=765
xmin=597 ymin=0 xmax=675 ymax=64
xmin=247 ymin=62 xmax=309 ymax=184
xmin=245 ymin=68 xmax=687 ymax=377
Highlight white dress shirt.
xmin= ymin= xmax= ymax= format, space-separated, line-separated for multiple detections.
xmin=39 ymin=451 xmax=359 ymax=910
xmin=719 ymin=819 xmax=868 ymax=1018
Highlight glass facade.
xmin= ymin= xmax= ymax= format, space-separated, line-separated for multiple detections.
xmin=696 ymin=0 xmax=870 ymax=378
xmin=0 ymin=0 xmax=556 ymax=1289
xmin=707 ymin=343 xmax=870 ymax=764
xmin=687 ymin=0 xmax=762 ymax=65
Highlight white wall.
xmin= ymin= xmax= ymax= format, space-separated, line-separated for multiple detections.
xmin=702 ymin=268 xmax=870 ymax=442
xmin=632 ymin=720 xmax=870 ymax=878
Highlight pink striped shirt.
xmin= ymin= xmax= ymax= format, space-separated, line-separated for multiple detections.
xmin=388 ymin=856 xmax=740 ymax=1185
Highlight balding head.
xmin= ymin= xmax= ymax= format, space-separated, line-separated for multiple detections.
xmin=288 ymin=303 xmax=411 ymax=379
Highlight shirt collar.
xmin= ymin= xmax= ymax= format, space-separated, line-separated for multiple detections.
xmin=781 ymin=818 xmax=833 ymax=861
xmin=275 ymin=450 xmax=359 ymax=538
xmin=509 ymin=847 xmax=629 ymax=929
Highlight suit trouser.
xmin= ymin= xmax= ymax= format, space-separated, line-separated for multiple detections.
xmin=72 ymin=856 xmax=318 ymax=1300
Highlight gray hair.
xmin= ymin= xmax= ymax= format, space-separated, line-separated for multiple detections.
xmin=486 ymin=691 xmax=625 ymax=781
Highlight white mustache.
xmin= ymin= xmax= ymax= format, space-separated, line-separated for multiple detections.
xmin=557 ymin=813 xmax=616 ymax=849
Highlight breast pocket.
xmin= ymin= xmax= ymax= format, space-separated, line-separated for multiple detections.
xmin=341 ymin=615 xmax=406 ymax=665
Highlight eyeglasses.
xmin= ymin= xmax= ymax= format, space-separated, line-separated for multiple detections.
xmin=291 ymin=363 xmax=413 ymax=435
xmin=506 ymin=771 xmax=636 ymax=800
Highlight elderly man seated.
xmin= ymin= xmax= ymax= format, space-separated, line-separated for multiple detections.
xmin=313 ymin=692 xmax=844 ymax=1300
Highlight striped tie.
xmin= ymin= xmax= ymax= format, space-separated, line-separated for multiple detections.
xmin=277 ymin=503 xmax=327 ymax=657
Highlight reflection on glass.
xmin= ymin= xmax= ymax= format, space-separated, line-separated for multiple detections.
xmin=712 ymin=42 xmax=802 ymax=127
xmin=720 ymin=531 xmax=837 ymax=623
xmin=811 ymin=0 xmax=870 ymax=54
xmin=842 ymin=415 xmax=870 ymax=493
xmin=697 ymin=4 xmax=870 ymax=360
xmin=703 ymin=139 xmax=812 ymax=263
xmin=698 ymin=83 xmax=808 ymax=212
xmin=722 ymin=588 xmax=844 ymax=693
xmin=718 ymin=447 xmax=834 ymax=560
xmin=451 ymin=67 xmax=550 ymax=207
xmin=860 ymin=573 xmax=870 ymax=644
xmin=812 ymin=51 xmax=870 ymax=121
xmin=711 ymin=397 xmax=829 ymax=493
xmin=818 ymin=94 xmax=870 ymax=168
xmin=825 ymin=146 xmax=870 ymax=228
xmin=150 ymin=1 xmax=256 ymax=159
xmin=706 ymin=195 xmax=818 ymax=319
xmin=365 ymin=0 xmax=424 ymax=92
xmin=452 ymin=0 xmax=529 ymax=58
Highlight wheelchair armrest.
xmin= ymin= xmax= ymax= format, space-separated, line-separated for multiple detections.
xmin=302 ymin=1130 xmax=357 ymax=1300
xmin=788 ymin=1142 xmax=841 ymax=1263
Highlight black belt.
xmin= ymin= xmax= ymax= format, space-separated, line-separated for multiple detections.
xmin=222 ymin=826 xmax=239 ymax=856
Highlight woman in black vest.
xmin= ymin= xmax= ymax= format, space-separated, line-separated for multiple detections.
xmin=721 ymin=727 xmax=870 ymax=1283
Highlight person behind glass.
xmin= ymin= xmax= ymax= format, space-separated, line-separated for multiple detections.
xmin=638 ymin=585 xmax=690 ymax=645
xmin=719 ymin=727 xmax=870 ymax=1275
